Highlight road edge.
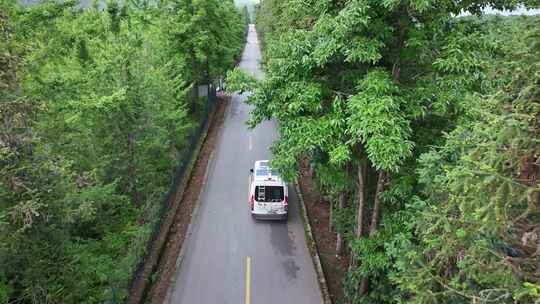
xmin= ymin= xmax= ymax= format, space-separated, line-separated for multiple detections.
xmin=295 ymin=183 xmax=333 ymax=304
xmin=162 ymin=146 xmax=217 ymax=304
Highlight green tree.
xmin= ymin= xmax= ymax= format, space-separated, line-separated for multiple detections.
xmin=392 ymin=18 xmax=540 ymax=304
xmin=0 ymin=0 xmax=246 ymax=302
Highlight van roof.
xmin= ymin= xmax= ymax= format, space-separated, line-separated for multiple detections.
xmin=253 ymin=160 xmax=284 ymax=185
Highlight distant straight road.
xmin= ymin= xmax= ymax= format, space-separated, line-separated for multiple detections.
xmin=167 ymin=25 xmax=323 ymax=304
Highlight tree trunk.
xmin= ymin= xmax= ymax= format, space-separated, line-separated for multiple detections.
xmin=127 ymin=132 xmax=140 ymax=205
xmin=350 ymin=157 xmax=367 ymax=269
xmin=391 ymin=6 xmax=408 ymax=84
xmin=359 ymin=7 xmax=407 ymax=301
xmin=369 ymin=171 xmax=386 ymax=236
xmin=359 ymin=171 xmax=388 ymax=296
xmin=359 ymin=278 xmax=369 ymax=296
xmin=355 ymin=157 xmax=367 ymax=238
xmin=336 ymin=191 xmax=347 ymax=256
xmin=329 ymin=200 xmax=334 ymax=232
xmin=121 ymin=55 xmax=140 ymax=206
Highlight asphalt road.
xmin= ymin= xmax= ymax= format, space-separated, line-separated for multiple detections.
xmin=167 ymin=25 xmax=323 ymax=304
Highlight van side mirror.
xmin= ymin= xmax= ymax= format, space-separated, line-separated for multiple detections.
xmin=250 ymin=168 xmax=254 ymax=173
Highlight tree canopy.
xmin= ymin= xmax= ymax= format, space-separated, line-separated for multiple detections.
xmin=0 ymin=0 xmax=246 ymax=302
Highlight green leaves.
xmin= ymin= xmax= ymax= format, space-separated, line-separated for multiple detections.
xmin=399 ymin=17 xmax=540 ymax=302
xmin=347 ymin=70 xmax=413 ymax=172
xmin=225 ymin=67 xmax=258 ymax=93
xmin=344 ymin=36 xmax=384 ymax=64
xmin=0 ymin=0 xmax=246 ymax=302
xmin=254 ymin=1 xmax=540 ymax=303
xmin=168 ymin=0 xmax=246 ymax=82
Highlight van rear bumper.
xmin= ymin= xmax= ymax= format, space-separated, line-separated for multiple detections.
xmin=252 ymin=211 xmax=288 ymax=221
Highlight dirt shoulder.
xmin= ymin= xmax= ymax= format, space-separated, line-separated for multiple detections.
xmin=298 ymin=159 xmax=349 ymax=303
xmin=143 ymin=95 xmax=229 ymax=304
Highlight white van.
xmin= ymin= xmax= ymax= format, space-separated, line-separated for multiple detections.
xmin=248 ymin=160 xmax=288 ymax=220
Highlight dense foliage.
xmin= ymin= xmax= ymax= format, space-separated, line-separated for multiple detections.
xmin=0 ymin=0 xmax=246 ymax=302
xmin=228 ymin=1 xmax=539 ymax=303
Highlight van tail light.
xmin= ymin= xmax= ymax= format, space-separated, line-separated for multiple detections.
xmin=283 ymin=195 xmax=288 ymax=211
xmin=249 ymin=195 xmax=254 ymax=210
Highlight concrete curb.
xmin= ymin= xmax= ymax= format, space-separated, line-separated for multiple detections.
xmin=163 ymin=148 xmax=217 ymax=304
xmin=295 ymin=183 xmax=333 ymax=304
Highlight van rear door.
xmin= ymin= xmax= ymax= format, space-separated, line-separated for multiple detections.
xmin=265 ymin=186 xmax=287 ymax=213
xmin=256 ymin=185 xmax=286 ymax=213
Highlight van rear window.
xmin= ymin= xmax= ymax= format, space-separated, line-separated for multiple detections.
xmin=256 ymin=169 xmax=268 ymax=176
xmin=255 ymin=186 xmax=284 ymax=202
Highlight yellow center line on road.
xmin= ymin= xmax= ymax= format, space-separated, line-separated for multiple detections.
xmin=245 ymin=256 xmax=252 ymax=304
